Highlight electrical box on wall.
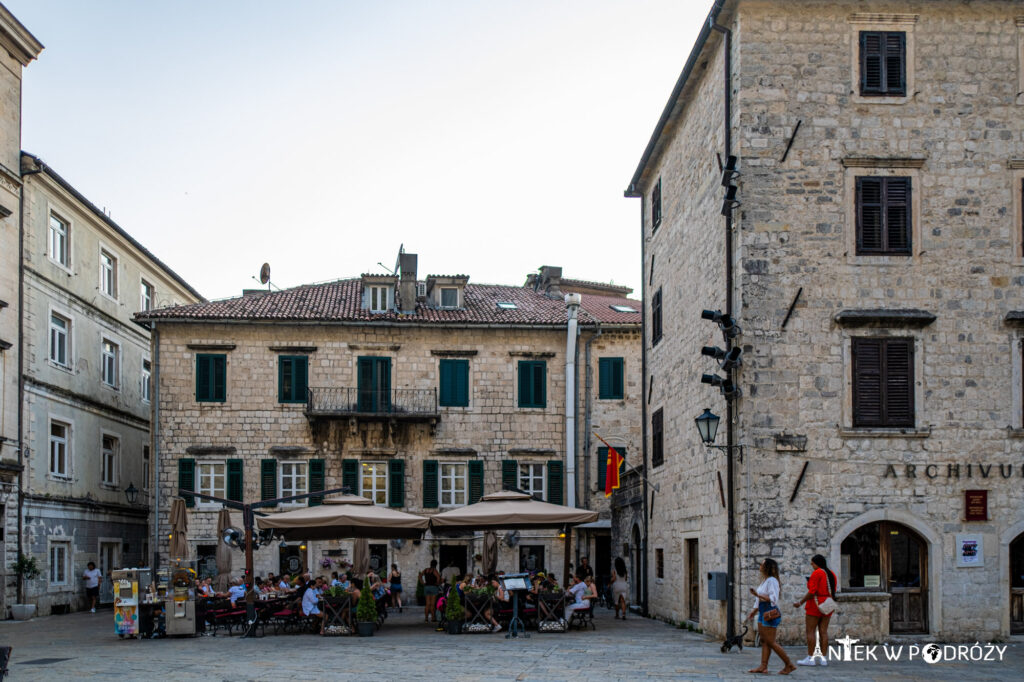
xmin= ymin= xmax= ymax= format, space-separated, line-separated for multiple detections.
xmin=707 ymin=571 xmax=728 ymax=601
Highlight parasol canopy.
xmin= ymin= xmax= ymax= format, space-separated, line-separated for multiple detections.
xmin=429 ymin=490 xmax=598 ymax=531
xmin=169 ymin=498 xmax=189 ymax=560
xmin=482 ymin=530 xmax=499 ymax=575
xmin=256 ymin=493 xmax=429 ymax=540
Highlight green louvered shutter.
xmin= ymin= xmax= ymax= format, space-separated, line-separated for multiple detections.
xmin=309 ymin=459 xmax=325 ymax=506
xmin=502 ymin=460 xmax=518 ymax=491
xmin=468 ymin=460 xmax=484 ymax=504
xmin=178 ymin=458 xmax=196 ymax=507
xmin=261 ymin=459 xmax=277 ymax=501
xmin=226 ymin=459 xmax=243 ymax=502
xmin=422 ymin=460 xmax=439 ymax=508
xmin=341 ymin=459 xmax=359 ymax=494
xmin=547 ymin=460 xmax=563 ymax=505
xmin=195 ymin=356 xmax=210 ymax=402
xmin=597 ymin=448 xmax=608 ymax=492
xmin=388 ymin=459 xmax=405 ymax=508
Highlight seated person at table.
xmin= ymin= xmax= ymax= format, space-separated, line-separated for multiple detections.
xmin=300 ymin=578 xmax=324 ymax=630
xmin=227 ymin=578 xmax=247 ymax=606
xmin=330 ymin=571 xmax=341 ymax=587
xmin=566 ymin=574 xmax=589 ymax=614
xmin=197 ymin=577 xmax=215 ymax=597
xmin=583 ymin=575 xmax=598 ymax=603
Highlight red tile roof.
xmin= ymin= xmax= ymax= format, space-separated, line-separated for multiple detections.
xmin=136 ymin=278 xmax=641 ymax=328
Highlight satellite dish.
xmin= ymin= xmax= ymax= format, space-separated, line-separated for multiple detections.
xmin=259 ymin=263 xmax=271 ymax=285
xmin=222 ymin=527 xmax=244 ymax=550
xmin=503 ymin=530 xmax=520 ymax=548
xmin=393 ymin=244 xmax=403 ymax=277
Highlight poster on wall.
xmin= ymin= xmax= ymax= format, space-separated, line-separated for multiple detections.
xmin=955 ymin=533 xmax=984 ymax=567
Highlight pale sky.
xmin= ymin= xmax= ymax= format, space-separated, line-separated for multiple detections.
xmin=7 ymin=0 xmax=708 ymax=301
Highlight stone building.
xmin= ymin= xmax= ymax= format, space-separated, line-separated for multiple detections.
xmin=139 ymin=258 xmax=640 ymax=589
xmin=624 ymin=0 xmax=1024 ymax=642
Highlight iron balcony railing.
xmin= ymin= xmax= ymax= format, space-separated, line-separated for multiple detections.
xmin=306 ymin=387 xmax=439 ymax=418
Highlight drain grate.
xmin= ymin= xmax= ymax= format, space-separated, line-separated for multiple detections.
xmin=20 ymin=657 xmax=73 ymax=665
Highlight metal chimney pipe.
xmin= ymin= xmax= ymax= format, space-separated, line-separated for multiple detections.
xmin=564 ymin=293 xmax=581 ymax=508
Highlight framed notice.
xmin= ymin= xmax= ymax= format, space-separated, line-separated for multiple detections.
xmin=863 ymin=575 xmax=880 ymax=588
xmin=955 ymin=533 xmax=984 ymax=567
xmin=964 ymin=490 xmax=988 ymax=521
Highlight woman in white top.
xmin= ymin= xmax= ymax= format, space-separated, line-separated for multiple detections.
xmin=746 ymin=558 xmax=796 ymax=675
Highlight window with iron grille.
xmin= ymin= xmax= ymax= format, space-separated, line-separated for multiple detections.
xmin=860 ymin=31 xmax=906 ymax=96
xmin=852 ymin=337 xmax=914 ymax=428
xmin=856 ymin=176 xmax=911 ymax=255
xmin=652 ymin=408 xmax=664 ymax=467
xmin=651 ymin=288 xmax=663 ymax=346
xmin=656 ymin=548 xmax=664 ymax=579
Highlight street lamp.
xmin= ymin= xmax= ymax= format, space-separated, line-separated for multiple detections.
xmin=694 ymin=408 xmax=721 ymax=445
xmin=124 ymin=482 xmax=138 ymax=505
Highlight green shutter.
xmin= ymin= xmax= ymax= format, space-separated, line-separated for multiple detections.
xmin=547 ymin=460 xmax=563 ymax=505
xmin=536 ymin=362 xmax=546 ymax=407
xmin=213 ymin=355 xmax=226 ymax=401
xmin=468 ymin=460 xmax=484 ymax=504
xmin=341 ymin=459 xmax=359 ymax=494
xmin=178 ymin=458 xmax=196 ymax=507
xmin=196 ymin=356 xmax=210 ymax=402
xmin=422 ymin=460 xmax=439 ymax=508
xmin=388 ymin=459 xmax=405 ymax=508
xmin=278 ymin=356 xmax=309 ymax=403
xmin=597 ymin=447 xmax=607 ymax=492
xmin=456 ymin=360 xmax=469 ymax=406
xmin=227 ymin=459 xmax=243 ymax=502
xmin=518 ymin=361 xmax=546 ymax=408
xmin=599 ymin=358 xmax=624 ymax=399
xmin=309 ymin=458 xmax=325 ymax=506
xmin=261 ymin=459 xmax=277 ymax=501
xmin=296 ymin=357 xmax=308 ymax=403
xmin=439 ymin=359 xmax=469 ymax=407
xmin=501 ymin=460 xmax=518 ymax=491
xmin=517 ymin=361 xmax=530 ymax=407
xmin=196 ymin=354 xmax=226 ymax=402
xmin=278 ymin=357 xmax=287 ymax=402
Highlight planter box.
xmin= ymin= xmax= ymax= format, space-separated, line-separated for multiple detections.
xmin=11 ymin=604 xmax=36 ymax=621
xmin=446 ymin=620 xmax=463 ymax=635
xmin=356 ymin=621 xmax=375 ymax=637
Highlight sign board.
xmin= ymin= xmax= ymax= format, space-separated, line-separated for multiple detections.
xmin=955 ymin=533 xmax=984 ymax=567
xmin=964 ymin=489 xmax=988 ymax=521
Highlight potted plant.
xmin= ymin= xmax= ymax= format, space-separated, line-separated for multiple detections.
xmin=355 ymin=584 xmax=377 ymax=636
xmin=10 ymin=554 xmax=40 ymax=620
xmin=445 ymin=578 xmax=464 ymax=634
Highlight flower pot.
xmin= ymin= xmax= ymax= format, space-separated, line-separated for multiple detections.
xmin=356 ymin=621 xmax=375 ymax=637
xmin=446 ymin=620 xmax=463 ymax=635
xmin=11 ymin=603 xmax=36 ymax=621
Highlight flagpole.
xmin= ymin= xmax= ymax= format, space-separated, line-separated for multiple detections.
xmin=593 ymin=433 xmax=660 ymax=494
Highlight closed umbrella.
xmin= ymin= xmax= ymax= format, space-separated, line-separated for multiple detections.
xmin=482 ymin=530 xmax=498 ymax=575
xmin=168 ymin=498 xmax=189 ymax=560
xmin=214 ymin=508 xmax=233 ymax=592
xmin=352 ymin=537 xmax=370 ymax=578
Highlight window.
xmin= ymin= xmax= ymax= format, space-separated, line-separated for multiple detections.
xmin=101 ymin=339 xmax=119 ymax=388
xmin=518 ymin=462 xmax=545 ymax=500
xmin=49 ymin=213 xmax=69 ymax=267
xmin=598 ymin=357 xmax=624 ymax=399
xmin=610 ymin=305 xmax=638 ymax=313
xmin=656 ymin=548 xmax=664 ymax=579
xmin=141 ymin=280 xmax=154 ymax=312
xmin=652 ymin=177 xmax=662 ymax=230
xmin=369 ymin=285 xmax=390 ymax=312
xmin=278 ymin=355 xmax=308 ymax=403
xmin=517 ymin=360 xmax=546 ymax=408
xmin=651 ymin=288 xmax=663 ymax=346
xmin=49 ymin=542 xmax=70 ymax=585
xmin=141 ymin=358 xmax=151 ymax=402
xmin=143 ymin=445 xmax=150 ymax=490
xmin=357 ymin=356 xmax=391 ymax=412
xmin=496 ymin=302 xmax=517 ymax=310
xmin=101 ymin=435 xmax=118 ymax=486
xmin=856 ymin=177 xmax=911 ymax=255
xmin=440 ymin=287 xmax=458 ymax=308
xmin=860 ymin=31 xmax=905 ymax=96
xmin=49 ymin=420 xmax=70 ymax=478
xmin=439 ymin=359 xmax=469 ymax=407
xmin=49 ymin=313 xmax=70 ymax=367
xmin=651 ymin=408 xmax=664 ymax=467
xmin=439 ymin=462 xmax=467 ymax=507
xmin=100 ymin=249 xmax=118 ymax=298
xmin=852 ymin=337 xmax=914 ymax=428
xmin=195 ymin=354 xmax=227 ymax=402
xmin=361 ymin=461 xmax=388 ymax=505
xmin=197 ymin=462 xmax=226 ymax=501
xmin=279 ymin=461 xmax=308 ymax=503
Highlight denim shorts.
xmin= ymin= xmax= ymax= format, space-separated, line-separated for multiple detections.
xmin=758 ymin=602 xmax=781 ymax=628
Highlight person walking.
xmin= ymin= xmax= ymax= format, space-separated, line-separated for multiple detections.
xmin=747 ymin=558 xmax=796 ymax=675
xmin=420 ymin=559 xmax=441 ymax=623
xmin=83 ymin=561 xmax=102 ymax=613
xmin=793 ymin=553 xmax=838 ymax=666
xmin=610 ymin=557 xmax=630 ymax=619
xmin=389 ymin=563 xmax=403 ymax=612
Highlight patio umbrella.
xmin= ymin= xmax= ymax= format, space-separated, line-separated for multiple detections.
xmin=482 ymin=530 xmax=499 ymax=575
xmin=429 ymin=490 xmax=598 ymax=531
xmin=214 ymin=508 xmax=233 ymax=592
xmin=352 ymin=537 xmax=370 ymax=578
xmin=257 ymin=493 xmax=429 ymax=540
xmin=168 ymin=498 xmax=189 ymax=560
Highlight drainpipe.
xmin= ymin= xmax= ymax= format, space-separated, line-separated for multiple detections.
xmin=582 ymin=322 xmax=602 ymax=510
xmin=564 ymin=293 xmax=581 ymax=509
xmin=152 ymin=325 xmax=160 ymax=573
xmin=638 ymin=194 xmax=649 ymax=618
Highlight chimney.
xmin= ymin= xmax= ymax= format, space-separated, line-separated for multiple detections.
xmin=399 ymin=253 xmax=418 ymax=313
xmin=538 ymin=265 xmax=562 ymax=299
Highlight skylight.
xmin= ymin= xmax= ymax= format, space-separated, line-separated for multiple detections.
xmin=610 ymin=305 xmax=638 ymax=313
xmin=496 ymin=302 xmax=517 ymax=310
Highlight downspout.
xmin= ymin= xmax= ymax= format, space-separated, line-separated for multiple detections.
xmin=152 ymin=325 xmax=160 ymax=572
xmin=564 ymin=293 xmax=581 ymax=509
xmin=582 ymin=322 xmax=602 ymax=510
xmin=639 ymin=195 xmax=649 ymax=618
xmin=17 ymin=160 xmax=44 ymax=604
xmin=711 ymin=13 xmax=737 ymax=646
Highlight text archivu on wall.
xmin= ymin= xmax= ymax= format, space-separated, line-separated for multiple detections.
xmin=883 ymin=462 xmax=1023 ymax=479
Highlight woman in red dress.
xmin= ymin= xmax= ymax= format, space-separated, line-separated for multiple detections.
xmin=792 ymin=554 xmax=837 ymax=666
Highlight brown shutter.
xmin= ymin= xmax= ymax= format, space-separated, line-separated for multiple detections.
xmin=852 ymin=338 xmax=883 ymax=427
xmin=853 ymin=338 xmax=914 ymax=428
xmin=856 ymin=177 xmax=883 ymax=253
xmin=884 ymin=32 xmax=906 ymax=95
xmin=861 ymin=32 xmax=883 ymax=93
xmin=884 ymin=339 xmax=914 ymax=427
xmin=885 ymin=178 xmax=911 ymax=253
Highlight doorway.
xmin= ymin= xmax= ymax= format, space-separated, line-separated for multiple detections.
xmin=631 ymin=524 xmax=642 ymax=606
xmin=594 ymin=535 xmax=611 ymax=599
xmin=686 ymin=538 xmax=700 ymax=622
xmin=439 ymin=544 xmax=467 ymax=579
xmin=369 ymin=543 xmax=388 ymax=581
xmin=1011 ymin=533 xmax=1024 ymax=634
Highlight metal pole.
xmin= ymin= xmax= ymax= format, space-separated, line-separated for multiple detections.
xmin=563 ymin=526 xmax=572 ymax=587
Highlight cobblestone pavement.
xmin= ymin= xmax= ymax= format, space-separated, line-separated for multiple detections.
xmin=1 ymin=607 xmax=1021 ymax=681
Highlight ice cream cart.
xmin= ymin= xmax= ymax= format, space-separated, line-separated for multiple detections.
xmin=112 ymin=568 xmax=151 ymax=638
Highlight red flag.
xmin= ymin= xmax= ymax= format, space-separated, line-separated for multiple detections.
xmin=594 ymin=433 xmax=625 ymax=497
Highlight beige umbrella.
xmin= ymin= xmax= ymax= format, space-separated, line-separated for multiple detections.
xmin=214 ymin=508 xmax=233 ymax=592
xmin=352 ymin=537 xmax=369 ymax=577
xmin=429 ymin=490 xmax=598 ymax=531
xmin=168 ymin=498 xmax=189 ymax=560
xmin=257 ymin=493 xmax=429 ymax=540
xmin=482 ymin=530 xmax=499 ymax=575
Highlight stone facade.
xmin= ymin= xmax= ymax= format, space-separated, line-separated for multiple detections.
xmin=627 ymin=0 xmax=1024 ymax=643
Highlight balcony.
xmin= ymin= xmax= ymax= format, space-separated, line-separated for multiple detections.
xmin=305 ymin=387 xmax=440 ymax=422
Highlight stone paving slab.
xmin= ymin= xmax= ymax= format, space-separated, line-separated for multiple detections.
xmin=1 ymin=607 xmax=1021 ymax=680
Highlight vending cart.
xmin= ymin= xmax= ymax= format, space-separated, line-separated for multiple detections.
xmin=163 ymin=560 xmax=196 ymax=636
xmin=112 ymin=568 xmax=151 ymax=638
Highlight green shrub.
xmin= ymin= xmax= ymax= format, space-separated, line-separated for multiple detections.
xmin=356 ymin=583 xmax=377 ymax=622
xmin=445 ymin=583 xmax=464 ymax=622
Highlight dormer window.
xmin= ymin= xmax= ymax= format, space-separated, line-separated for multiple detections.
xmin=426 ymin=275 xmax=469 ymax=310
xmin=369 ymin=285 xmax=390 ymax=312
xmin=440 ymin=287 xmax=458 ymax=308
xmin=362 ymin=276 xmax=395 ymax=313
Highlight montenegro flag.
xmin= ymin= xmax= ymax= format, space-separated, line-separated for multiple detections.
xmin=594 ymin=433 xmax=625 ymax=497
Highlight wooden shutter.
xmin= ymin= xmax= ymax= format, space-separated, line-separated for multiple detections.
xmin=226 ymin=459 xmax=243 ymax=502
xmin=195 ymin=355 xmax=210 ymax=402
xmin=547 ymin=460 xmax=564 ymax=505
xmin=502 ymin=459 xmax=517 ymax=490
xmin=861 ymin=31 xmax=883 ymax=93
xmin=468 ymin=460 xmax=484 ymax=504
xmin=379 ymin=357 xmax=392 ymax=412
xmin=599 ymin=358 xmax=624 ymax=399
xmin=260 ymin=459 xmax=277 ymax=501
xmin=861 ymin=31 xmax=905 ymax=95
xmin=341 ymin=459 xmax=358 ymax=494
xmin=357 ymin=357 xmax=374 ymax=411
xmin=652 ymin=409 xmax=664 ymax=467
xmin=439 ymin=359 xmax=468 ymax=407
xmin=455 ymin=360 xmax=469 ymax=406
xmin=885 ymin=178 xmax=911 ymax=253
xmin=212 ymin=355 xmax=226 ymax=401
xmin=309 ymin=459 xmax=325 ymax=506
xmin=178 ymin=458 xmax=195 ymax=507
xmin=857 ymin=177 xmax=883 ymax=252
xmin=422 ymin=460 xmax=439 ymax=508
xmin=278 ymin=357 xmax=289 ymax=402
xmin=597 ymin=447 xmax=608 ymax=492
xmin=388 ymin=459 xmax=405 ymax=508
xmin=652 ymin=177 xmax=662 ymax=228
xmin=884 ymin=339 xmax=914 ymax=427
xmin=296 ymin=356 xmax=308 ymax=403
xmin=852 ymin=338 xmax=883 ymax=427
xmin=652 ymin=288 xmax=663 ymax=344
xmin=884 ymin=32 xmax=906 ymax=95
xmin=518 ymin=361 xmax=530 ymax=408
xmin=535 ymin=362 xmax=546 ymax=407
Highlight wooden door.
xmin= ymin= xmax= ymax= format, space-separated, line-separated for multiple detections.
xmin=1011 ymin=534 xmax=1024 ymax=634
xmin=99 ymin=541 xmax=120 ymax=604
xmin=882 ymin=522 xmax=927 ymax=633
xmin=686 ymin=539 xmax=699 ymax=622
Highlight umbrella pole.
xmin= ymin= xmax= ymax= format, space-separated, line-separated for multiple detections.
xmin=563 ymin=526 xmax=572 ymax=586
xmin=243 ymin=505 xmax=256 ymax=638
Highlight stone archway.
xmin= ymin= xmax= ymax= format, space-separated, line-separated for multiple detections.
xmin=999 ymin=519 xmax=1024 ymax=637
xmin=631 ymin=523 xmax=642 ymax=606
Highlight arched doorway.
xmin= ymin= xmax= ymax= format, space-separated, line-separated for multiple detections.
xmin=840 ymin=521 xmax=928 ymax=633
xmin=1011 ymin=533 xmax=1024 ymax=634
xmin=631 ymin=524 xmax=642 ymax=607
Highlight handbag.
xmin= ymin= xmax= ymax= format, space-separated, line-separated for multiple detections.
xmin=762 ymin=604 xmax=781 ymax=621
xmin=817 ymin=597 xmax=837 ymax=615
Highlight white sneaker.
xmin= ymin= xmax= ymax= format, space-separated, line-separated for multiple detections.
xmin=492 ymin=624 xmax=502 ymax=632
xmin=815 ymin=656 xmax=828 ymax=666
xmin=796 ymin=656 xmax=817 ymax=666
xmin=90 ymin=608 xmax=96 ymax=613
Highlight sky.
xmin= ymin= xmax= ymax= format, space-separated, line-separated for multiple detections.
xmin=7 ymin=0 xmax=708 ymax=301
